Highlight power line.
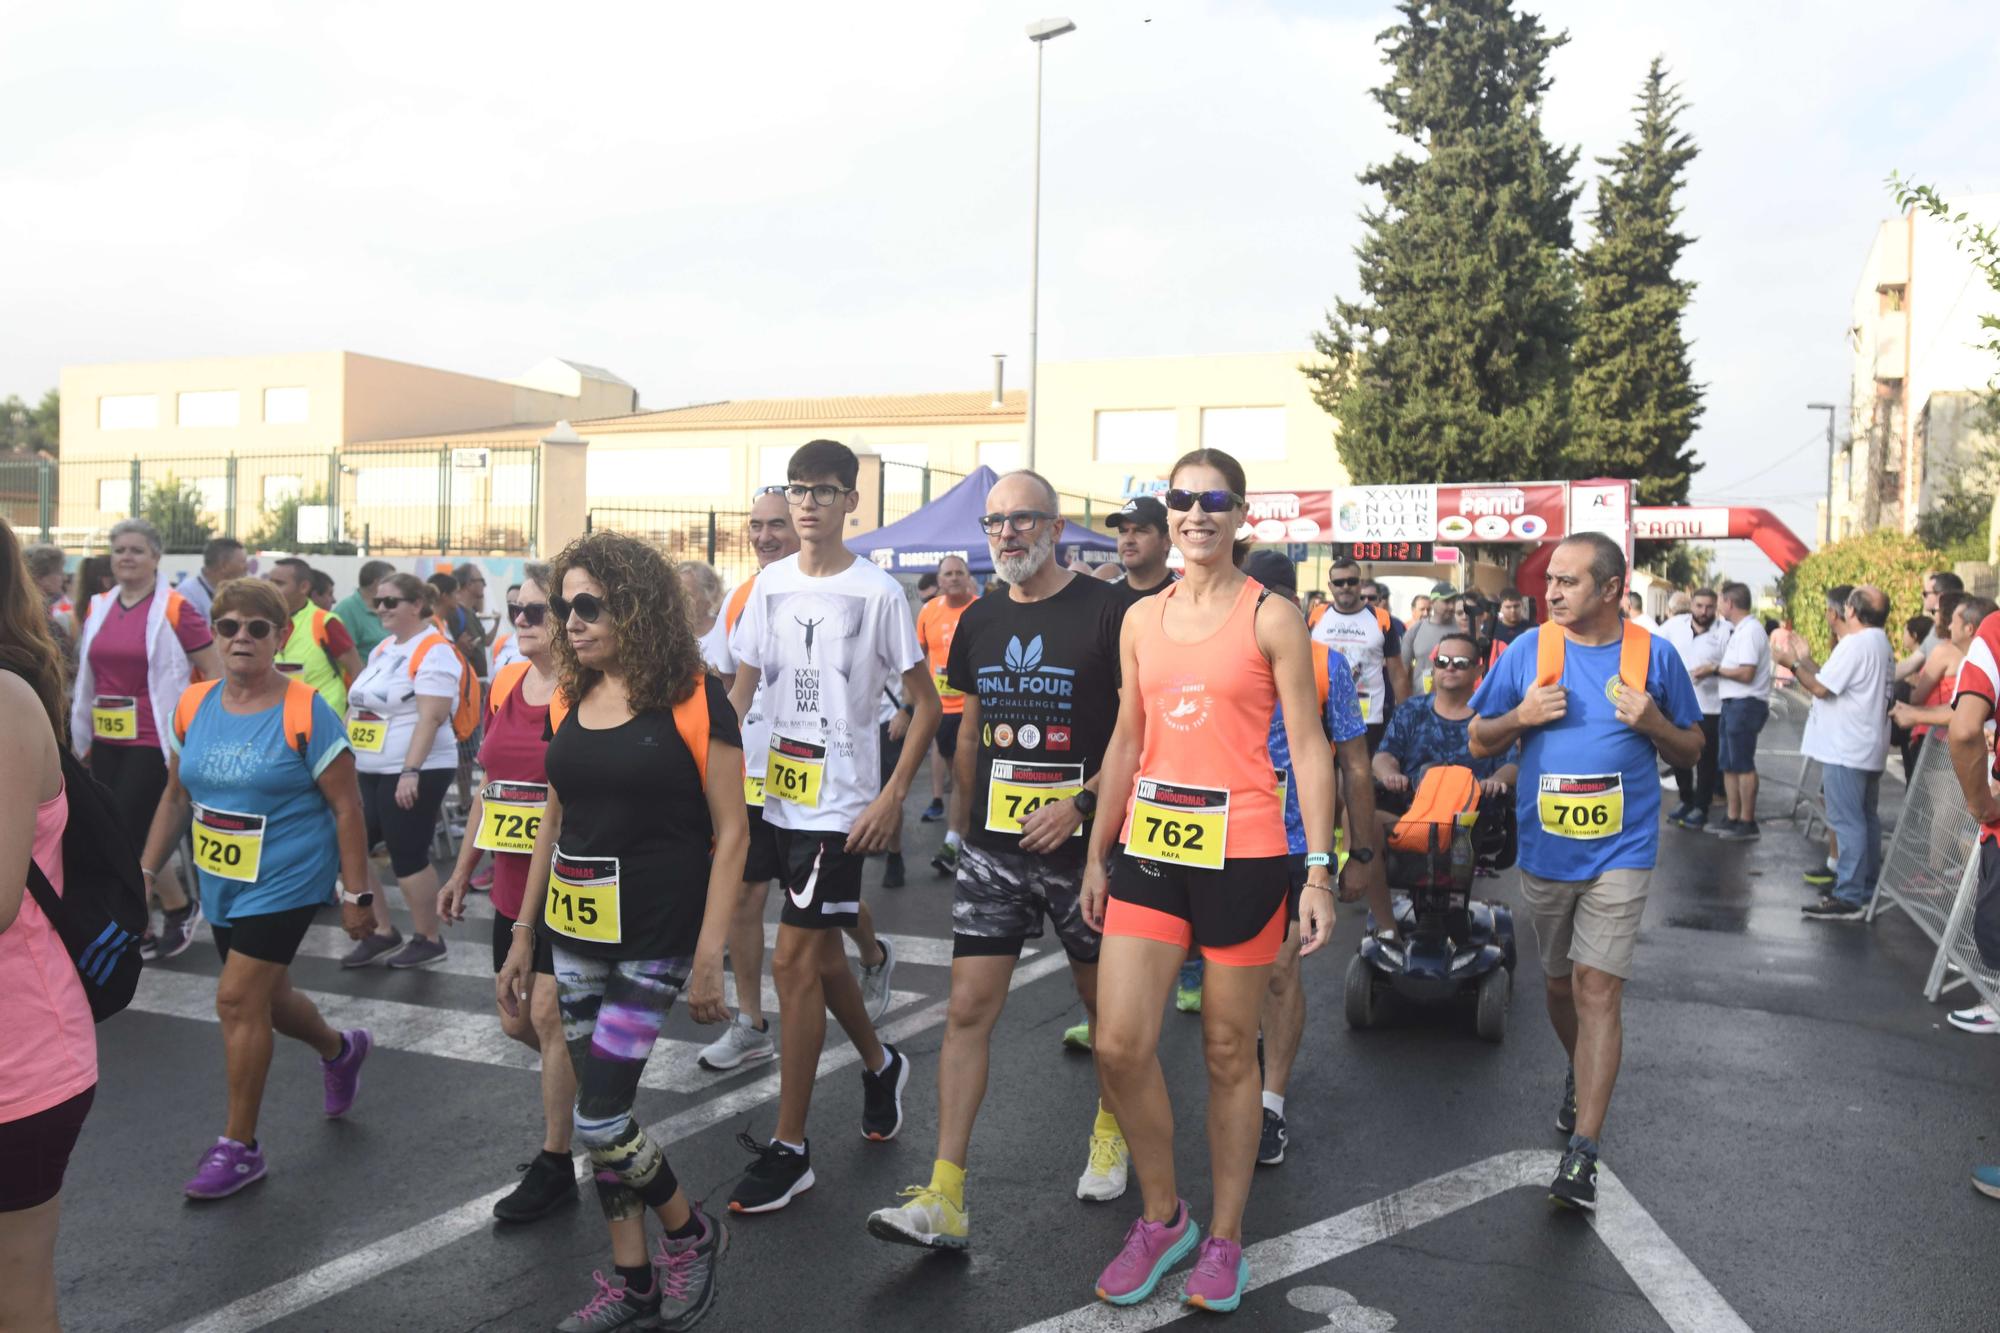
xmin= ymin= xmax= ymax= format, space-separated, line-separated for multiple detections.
xmin=1696 ymin=430 xmax=1830 ymax=494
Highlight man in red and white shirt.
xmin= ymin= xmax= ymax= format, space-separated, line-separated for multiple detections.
xmin=1948 ymin=610 xmax=2000 ymax=1200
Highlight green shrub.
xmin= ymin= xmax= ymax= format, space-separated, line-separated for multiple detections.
xmin=1782 ymin=528 xmax=1942 ymax=660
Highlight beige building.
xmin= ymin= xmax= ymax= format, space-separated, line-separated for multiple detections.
xmin=1826 ymin=197 xmax=2000 ymax=542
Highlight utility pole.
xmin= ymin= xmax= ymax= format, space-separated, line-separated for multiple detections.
xmin=1806 ymin=402 xmax=1838 ymax=544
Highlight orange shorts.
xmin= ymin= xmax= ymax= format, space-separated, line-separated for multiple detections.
xmin=1103 ymin=852 xmax=1290 ymax=967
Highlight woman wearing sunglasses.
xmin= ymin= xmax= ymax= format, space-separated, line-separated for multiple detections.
xmin=499 ymin=532 xmax=746 ymax=1331
xmin=1081 ymin=448 xmax=1342 ymax=1313
xmin=339 ymin=572 xmax=461 ymax=969
xmin=137 ymin=577 xmax=375 ymax=1198
xmin=435 ymin=563 xmax=580 ymax=1225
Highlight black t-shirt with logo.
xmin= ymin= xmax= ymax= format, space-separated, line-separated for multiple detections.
xmin=542 ymin=674 xmax=741 ymax=960
xmin=945 ymin=574 xmax=1126 ymax=862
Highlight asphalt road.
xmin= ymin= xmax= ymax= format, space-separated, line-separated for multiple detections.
xmin=58 ymin=697 xmax=2000 ymax=1333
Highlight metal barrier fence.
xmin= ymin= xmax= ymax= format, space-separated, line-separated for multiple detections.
xmin=585 ymin=508 xmax=759 ymax=586
xmin=23 ymin=449 xmax=539 ymax=554
xmin=1866 ymin=733 xmax=1999 ymax=1007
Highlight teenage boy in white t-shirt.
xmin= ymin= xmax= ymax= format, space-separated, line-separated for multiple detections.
xmin=726 ymin=439 xmax=941 ymax=1214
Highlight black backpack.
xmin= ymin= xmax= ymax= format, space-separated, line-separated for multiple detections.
xmin=24 ymin=744 xmax=148 ymax=1022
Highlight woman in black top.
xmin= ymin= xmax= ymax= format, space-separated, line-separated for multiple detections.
xmin=500 ymin=531 xmax=747 ymax=1332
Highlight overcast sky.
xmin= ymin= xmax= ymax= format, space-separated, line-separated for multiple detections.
xmin=5 ymin=0 xmax=1998 ymax=585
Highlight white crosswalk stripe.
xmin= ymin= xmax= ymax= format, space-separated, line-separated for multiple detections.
xmin=130 ymin=967 xmax=925 ymax=1095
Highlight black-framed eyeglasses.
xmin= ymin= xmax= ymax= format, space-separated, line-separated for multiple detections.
xmin=508 ymin=602 xmax=549 ymax=627
xmin=1163 ymin=488 xmax=1244 ymax=514
xmin=213 ymin=617 xmax=275 ymax=640
xmin=1329 ymin=577 xmax=1361 ymax=589
xmin=978 ymin=510 xmax=1056 ymax=535
xmin=784 ymin=483 xmax=853 ymax=508
xmin=550 ymin=593 xmax=606 ymax=624
xmin=372 ymin=596 xmax=407 ymax=611
xmin=1433 ymin=654 xmax=1476 ymax=670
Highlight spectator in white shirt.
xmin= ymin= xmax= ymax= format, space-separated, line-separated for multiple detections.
xmin=1781 ymin=586 xmax=1896 ymax=920
xmin=1661 ymin=588 xmax=1731 ymax=830
xmin=1711 ymin=583 xmax=1773 ymax=840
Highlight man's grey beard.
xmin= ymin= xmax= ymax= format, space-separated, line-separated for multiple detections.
xmin=993 ymin=528 xmax=1055 ymax=585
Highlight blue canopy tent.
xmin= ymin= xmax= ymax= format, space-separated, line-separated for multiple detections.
xmin=847 ymin=465 xmax=1119 ymax=575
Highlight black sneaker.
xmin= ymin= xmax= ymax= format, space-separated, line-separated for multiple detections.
xmin=883 ymin=853 xmax=906 ymax=889
xmin=493 ymin=1151 xmax=578 ymax=1223
xmin=1703 ymin=818 xmax=1740 ymax=837
xmin=1715 ymin=820 xmax=1760 ymax=841
xmin=1257 ymin=1109 xmax=1288 ymax=1166
xmin=930 ymin=843 xmax=959 ymax=878
xmin=727 ymin=1134 xmax=814 ymax=1214
xmin=1550 ymin=1146 xmax=1598 ymax=1211
xmin=1803 ymin=867 xmax=1835 ymax=888
xmin=1555 ymin=1067 xmax=1577 ymax=1136
xmin=862 ymin=1044 xmax=910 ymax=1141
xmin=1802 ymin=896 xmax=1864 ymax=922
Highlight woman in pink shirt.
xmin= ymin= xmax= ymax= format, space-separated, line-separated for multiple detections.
xmin=0 ymin=517 xmax=97 ymax=1333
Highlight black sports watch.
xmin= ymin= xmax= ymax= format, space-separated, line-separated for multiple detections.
xmin=1072 ymin=789 xmax=1098 ymax=819
xmin=1347 ymin=845 xmax=1374 ymax=865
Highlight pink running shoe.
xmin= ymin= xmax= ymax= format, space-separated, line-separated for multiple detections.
xmin=1096 ymin=1199 xmax=1200 ymax=1306
xmin=184 ymin=1137 xmax=267 ymax=1200
xmin=470 ymin=862 xmax=494 ymax=892
xmin=322 ymin=1028 xmax=372 ymax=1118
xmin=1183 ymin=1234 xmax=1249 ymax=1311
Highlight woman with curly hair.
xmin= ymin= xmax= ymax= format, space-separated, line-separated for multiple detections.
xmin=499 ymin=530 xmax=747 ymax=1332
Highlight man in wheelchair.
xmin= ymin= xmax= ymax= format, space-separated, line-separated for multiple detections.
xmin=1372 ymin=630 xmax=1520 ymax=876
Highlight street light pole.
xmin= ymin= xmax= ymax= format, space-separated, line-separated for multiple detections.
xmin=1024 ymin=17 xmax=1076 ymax=472
xmin=1807 ymin=401 xmax=1838 ymax=544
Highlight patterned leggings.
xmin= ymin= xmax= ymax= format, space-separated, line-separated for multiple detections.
xmin=553 ymin=947 xmax=690 ymax=1222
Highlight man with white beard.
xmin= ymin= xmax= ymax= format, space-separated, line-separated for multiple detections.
xmin=866 ymin=470 xmax=1133 ymax=1252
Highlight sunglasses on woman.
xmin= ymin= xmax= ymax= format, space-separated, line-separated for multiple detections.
xmin=1163 ymin=488 xmax=1244 ymax=514
xmin=508 ymin=601 xmax=549 ymax=627
xmin=549 ymin=593 xmax=606 ymax=624
xmin=372 ymin=595 xmax=408 ymax=611
xmin=213 ymin=618 xmax=276 ymax=640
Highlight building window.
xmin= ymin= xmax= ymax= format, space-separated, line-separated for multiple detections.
xmin=1878 ymin=284 xmax=1905 ymax=314
xmin=98 ymin=395 xmax=158 ymax=430
xmin=177 ymin=390 xmax=240 ymax=428
xmin=1094 ymin=409 xmax=1176 ymax=463
xmin=492 ymin=462 xmax=536 ymax=507
xmin=263 ymin=386 xmax=309 ymax=424
xmin=1199 ymin=406 xmax=1286 ymax=461
xmin=977 ymin=440 xmax=1025 ymax=472
xmin=98 ymin=478 xmax=132 ymax=513
xmin=263 ymin=474 xmax=303 ymax=508
xmin=588 ymin=447 xmax=731 ymax=499
xmin=354 ymin=466 xmax=439 ymax=508
xmin=193 ymin=476 xmax=229 ymax=516
xmin=758 ymin=444 xmax=794 ymax=491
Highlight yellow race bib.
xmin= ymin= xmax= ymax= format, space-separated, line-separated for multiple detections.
xmin=1275 ymin=767 xmax=1289 ymax=806
xmin=934 ymin=668 xmax=961 ymax=700
xmin=347 ymin=709 xmax=388 ymax=753
xmin=767 ymin=736 xmax=825 ymax=809
xmin=475 ymin=781 xmax=547 ymax=854
xmin=191 ymin=803 xmax=265 ymax=883
xmin=1537 ymin=773 xmax=1624 ymax=840
xmin=545 ymin=850 xmax=621 ymax=944
xmin=985 ymin=761 xmax=1084 ymax=836
xmin=744 ymin=775 xmax=767 ymax=807
xmin=1128 ymin=778 xmax=1229 ymax=870
xmin=91 ymin=694 xmax=139 ymax=741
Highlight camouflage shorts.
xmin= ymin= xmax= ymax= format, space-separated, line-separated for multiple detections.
xmin=952 ymin=841 xmax=1100 ymax=963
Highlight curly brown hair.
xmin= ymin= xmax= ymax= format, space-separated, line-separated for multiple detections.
xmin=548 ymin=531 xmax=705 ymax=712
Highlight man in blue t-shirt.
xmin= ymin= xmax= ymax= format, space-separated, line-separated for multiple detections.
xmin=1469 ymin=532 xmax=1702 ymax=1213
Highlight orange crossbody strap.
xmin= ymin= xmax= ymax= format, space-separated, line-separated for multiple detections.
xmin=672 ymin=687 xmax=711 ymax=786
xmin=173 ymin=680 xmax=223 ymax=745
xmin=166 ymin=590 xmax=186 ymax=628
xmin=1534 ymin=623 xmax=1651 ymax=692
xmin=489 ymin=660 xmax=533 ymax=715
xmin=173 ymin=678 xmax=312 ymax=753
xmin=1312 ymin=646 xmax=1331 ymax=711
xmin=548 ymin=689 xmax=571 ymax=735
xmin=724 ymin=578 xmax=755 ymax=636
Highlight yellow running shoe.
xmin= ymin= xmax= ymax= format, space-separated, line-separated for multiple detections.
xmin=866 ymin=1186 xmax=969 ymax=1250
xmin=1076 ymin=1127 xmax=1130 ymax=1202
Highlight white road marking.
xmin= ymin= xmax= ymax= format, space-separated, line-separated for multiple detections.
xmin=173 ymin=947 xmax=1077 ymax=1333
xmin=1009 ymin=1149 xmax=1752 ymax=1333
xmin=130 ymin=970 xmax=923 ymax=1097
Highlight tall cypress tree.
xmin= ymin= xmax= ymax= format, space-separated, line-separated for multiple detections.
xmin=1570 ymin=57 xmax=1705 ymax=512
xmin=1308 ymin=0 xmax=1581 ymax=484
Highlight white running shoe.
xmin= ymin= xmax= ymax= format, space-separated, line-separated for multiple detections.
xmin=1076 ymin=1126 xmax=1130 ymax=1202
xmin=859 ymin=937 xmax=897 ymax=1024
xmin=1948 ymin=1003 xmax=1999 ymax=1035
xmin=698 ymin=1012 xmax=777 ymax=1071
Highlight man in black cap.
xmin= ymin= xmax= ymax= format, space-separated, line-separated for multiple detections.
xmin=1103 ymin=496 xmax=1174 ymax=601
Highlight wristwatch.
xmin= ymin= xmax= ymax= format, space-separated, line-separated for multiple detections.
xmin=1347 ymin=845 xmax=1375 ymax=865
xmin=340 ymin=889 xmax=376 ymax=907
xmin=1072 ymin=789 xmax=1098 ymax=819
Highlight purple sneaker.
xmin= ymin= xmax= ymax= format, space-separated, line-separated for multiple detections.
xmin=184 ymin=1137 xmax=267 ymax=1200
xmin=322 ymin=1029 xmax=372 ymax=1118
xmin=1183 ymin=1234 xmax=1249 ymax=1312
xmin=1096 ymin=1198 xmax=1200 ymax=1306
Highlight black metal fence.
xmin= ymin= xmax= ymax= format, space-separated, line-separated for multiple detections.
xmin=11 ymin=448 xmax=539 ymax=554
xmin=585 ymin=508 xmax=759 ymax=586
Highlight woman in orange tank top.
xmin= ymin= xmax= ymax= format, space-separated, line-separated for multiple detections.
xmin=1079 ymin=449 xmax=1340 ymax=1312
